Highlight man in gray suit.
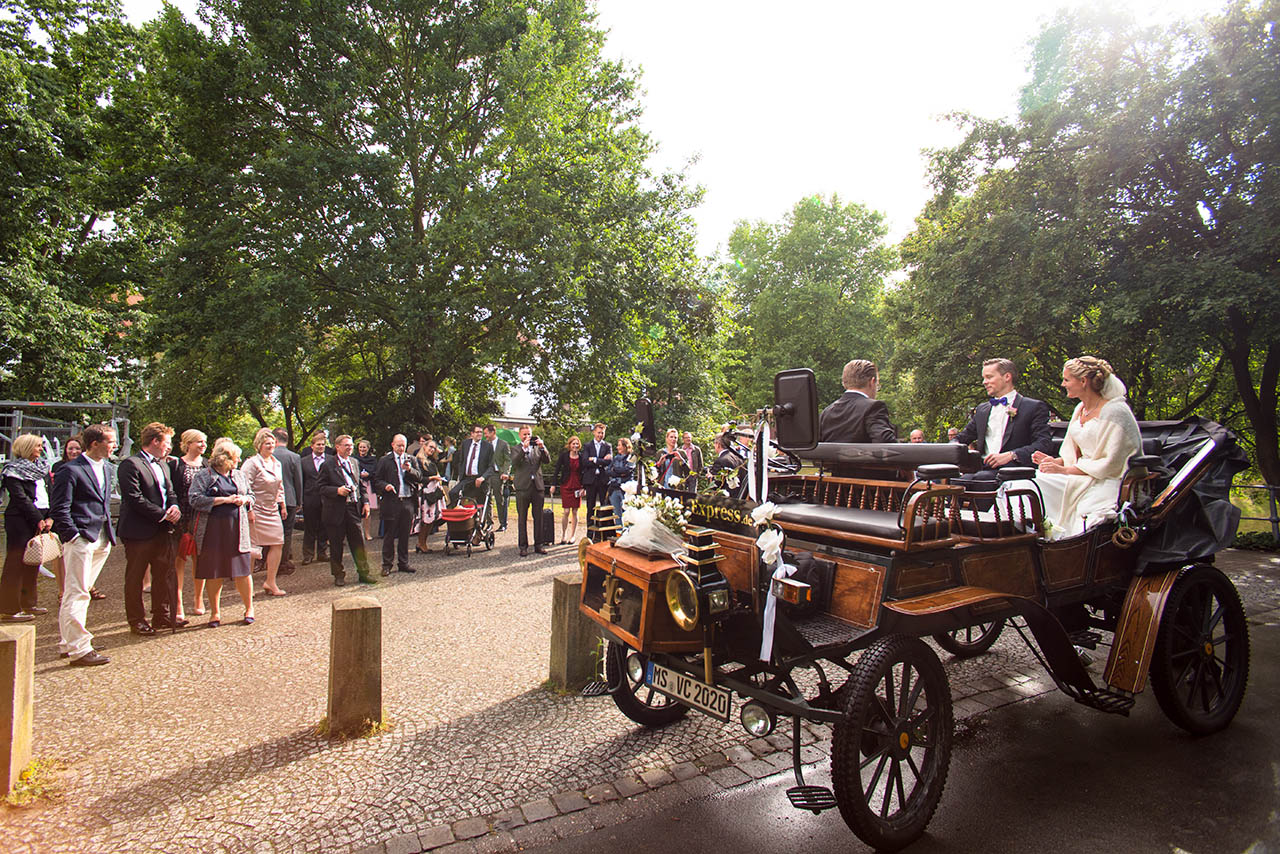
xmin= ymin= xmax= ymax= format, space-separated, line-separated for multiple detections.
xmin=484 ymin=424 xmax=512 ymax=532
xmin=273 ymin=429 xmax=304 ymax=573
xmin=509 ymin=425 xmax=550 ymax=556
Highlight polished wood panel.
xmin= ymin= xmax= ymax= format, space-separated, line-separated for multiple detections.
xmin=825 ymin=556 xmax=886 ymax=628
xmin=579 ymin=544 xmax=703 ymax=654
xmin=961 ymin=548 xmax=1039 ymax=599
xmin=1092 ymin=538 xmax=1132 ymax=584
xmin=893 ymin=559 xmax=954 ymax=596
xmin=885 ymin=585 xmax=1013 ymax=615
xmin=1104 ymin=570 xmax=1178 ymax=694
xmin=712 ymin=530 xmax=758 ymax=597
xmin=1040 ymin=539 xmax=1091 ymax=591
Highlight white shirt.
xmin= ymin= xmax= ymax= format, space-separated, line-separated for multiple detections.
xmin=141 ymin=451 xmax=168 ymax=509
xmin=87 ymin=455 xmax=107 ymax=496
xmin=395 ymin=454 xmax=410 ymax=497
xmin=985 ymin=390 xmax=1017 ymax=456
xmin=465 ymin=442 xmax=479 ymax=476
xmin=337 ymin=456 xmax=358 ymax=501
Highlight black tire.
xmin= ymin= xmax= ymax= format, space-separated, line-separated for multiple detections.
xmin=931 ymin=619 xmax=1006 ymax=658
xmin=832 ymin=635 xmax=953 ymax=852
xmin=605 ymin=641 xmax=689 ymax=727
xmin=1149 ymin=565 xmax=1249 ymax=735
xmin=485 ymin=531 xmax=494 ymax=550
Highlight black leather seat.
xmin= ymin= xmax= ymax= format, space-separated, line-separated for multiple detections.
xmin=774 ymin=502 xmax=949 ymax=541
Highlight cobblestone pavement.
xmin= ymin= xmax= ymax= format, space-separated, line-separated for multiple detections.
xmin=2 ymin=529 xmax=1276 ymax=854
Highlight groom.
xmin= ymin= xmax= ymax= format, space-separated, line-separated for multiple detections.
xmin=953 ymin=358 xmax=1053 ymax=478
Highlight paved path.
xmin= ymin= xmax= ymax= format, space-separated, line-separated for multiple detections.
xmin=2 ymin=529 xmax=1276 ymax=854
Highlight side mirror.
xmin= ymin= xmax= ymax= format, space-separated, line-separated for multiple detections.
xmin=634 ymin=398 xmax=657 ymax=447
xmin=773 ymin=369 xmax=818 ymax=451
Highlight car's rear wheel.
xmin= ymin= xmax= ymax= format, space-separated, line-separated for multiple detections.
xmin=931 ymin=619 xmax=1005 ymax=658
xmin=605 ymin=642 xmax=689 ymax=727
xmin=832 ymin=635 xmax=952 ymax=851
xmin=1149 ymin=565 xmax=1249 ymax=735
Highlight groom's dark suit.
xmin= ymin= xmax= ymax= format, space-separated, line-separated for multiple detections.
xmin=954 ymin=392 xmax=1053 ymax=468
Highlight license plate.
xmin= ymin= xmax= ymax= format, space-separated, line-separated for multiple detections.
xmin=646 ymin=662 xmax=732 ymax=721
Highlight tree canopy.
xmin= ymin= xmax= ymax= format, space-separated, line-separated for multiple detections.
xmin=893 ymin=0 xmax=1279 ymax=481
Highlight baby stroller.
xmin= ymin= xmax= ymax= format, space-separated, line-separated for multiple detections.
xmin=440 ymin=482 xmax=496 ymax=557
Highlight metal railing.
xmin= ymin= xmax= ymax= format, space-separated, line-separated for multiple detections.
xmin=1237 ymin=483 xmax=1280 ymax=539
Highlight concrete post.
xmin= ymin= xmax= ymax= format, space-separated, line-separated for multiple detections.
xmin=327 ymin=597 xmax=382 ymax=736
xmin=0 ymin=624 xmax=34 ymax=794
xmin=549 ymin=572 xmax=599 ymax=691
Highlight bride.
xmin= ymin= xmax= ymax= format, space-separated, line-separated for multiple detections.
xmin=1032 ymin=356 xmax=1141 ymax=539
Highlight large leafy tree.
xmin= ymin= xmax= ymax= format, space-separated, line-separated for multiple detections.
xmin=0 ymin=0 xmax=162 ymax=402
xmin=145 ymin=0 xmax=702 ymax=442
xmin=895 ymin=1 xmax=1280 ymax=482
xmin=721 ymin=195 xmax=897 ymax=413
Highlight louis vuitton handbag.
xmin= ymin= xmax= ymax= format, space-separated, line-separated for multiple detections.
xmin=23 ymin=532 xmax=62 ymax=566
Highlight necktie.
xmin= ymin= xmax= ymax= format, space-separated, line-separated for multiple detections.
xmin=396 ymin=455 xmax=407 ymax=496
xmin=467 ymin=442 xmax=478 ymax=475
xmin=315 ymin=454 xmax=324 ymax=471
xmin=990 ymin=396 xmax=1008 ymax=406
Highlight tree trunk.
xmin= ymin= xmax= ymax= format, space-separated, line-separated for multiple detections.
xmin=1223 ymin=311 xmax=1280 ymax=485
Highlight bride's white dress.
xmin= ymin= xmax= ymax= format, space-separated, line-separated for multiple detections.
xmin=1038 ymin=396 xmax=1141 ymax=540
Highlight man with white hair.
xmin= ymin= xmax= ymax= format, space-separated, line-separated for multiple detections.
xmin=373 ymin=434 xmax=421 ymax=575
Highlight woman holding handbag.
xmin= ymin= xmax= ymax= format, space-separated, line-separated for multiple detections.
xmin=414 ymin=439 xmax=447 ymax=552
xmin=553 ymin=436 xmax=585 ymax=544
xmin=169 ymin=429 xmax=208 ymax=618
xmin=189 ymin=439 xmax=255 ymax=626
xmin=2 ymin=434 xmax=54 ymax=622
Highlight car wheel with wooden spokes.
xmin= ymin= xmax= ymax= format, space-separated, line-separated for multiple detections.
xmin=605 ymin=642 xmax=689 ymax=727
xmin=832 ymin=635 xmax=953 ymax=852
xmin=1149 ymin=564 xmax=1249 ymax=735
xmin=931 ymin=618 xmax=1006 ymax=658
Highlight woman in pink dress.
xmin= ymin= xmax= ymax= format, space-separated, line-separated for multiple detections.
xmin=241 ymin=428 xmax=288 ymax=596
xmin=553 ymin=436 xmax=584 ymax=544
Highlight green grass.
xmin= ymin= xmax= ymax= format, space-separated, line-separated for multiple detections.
xmin=1232 ymin=487 xmax=1279 ymax=536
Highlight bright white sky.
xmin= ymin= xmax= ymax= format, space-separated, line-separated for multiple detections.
xmin=120 ymin=0 xmax=1228 ymax=416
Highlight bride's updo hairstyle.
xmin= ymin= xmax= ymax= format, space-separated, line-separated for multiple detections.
xmin=1064 ymin=356 xmax=1114 ymax=394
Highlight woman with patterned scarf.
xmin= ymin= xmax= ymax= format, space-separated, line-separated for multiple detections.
xmin=2 ymin=434 xmax=54 ymax=621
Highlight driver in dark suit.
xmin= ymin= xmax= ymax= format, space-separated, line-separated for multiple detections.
xmin=819 ymin=359 xmax=897 ymax=444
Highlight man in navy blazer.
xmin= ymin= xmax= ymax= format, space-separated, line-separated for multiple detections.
xmin=580 ymin=423 xmax=612 ymax=518
xmin=117 ymin=422 xmax=182 ymax=635
xmin=953 ymin=358 xmax=1053 ymax=471
xmin=50 ymin=423 xmax=118 ymax=666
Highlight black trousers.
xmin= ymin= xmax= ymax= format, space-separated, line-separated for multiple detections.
xmin=380 ymin=495 xmax=414 ymax=571
xmin=0 ymin=549 xmax=37 ymax=614
xmin=327 ymin=505 xmax=370 ymax=580
xmin=123 ymin=534 xmax=174 ymax=625
xmin=584 ymin=480 xmax=609 ymax=516
xmin=281 ymin=505 xmax=298 ymax=564
xmin=515 ymin=488 xmax=545 ymax=550
xmin=302 ymin=495 xmax=326 ymax=560
xmin=448 ymin=477 xmax=487 ymax=508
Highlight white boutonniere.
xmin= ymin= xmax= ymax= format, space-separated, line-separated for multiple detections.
xmin=1007 ymin=406 xmax=1018 ymax=420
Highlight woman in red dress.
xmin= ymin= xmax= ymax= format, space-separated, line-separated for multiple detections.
xmin=553 ymin=436 xmax=585 ymax=544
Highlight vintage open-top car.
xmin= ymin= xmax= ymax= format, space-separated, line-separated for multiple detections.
xmin=578 ymin=369 xmax=1250 ymax=851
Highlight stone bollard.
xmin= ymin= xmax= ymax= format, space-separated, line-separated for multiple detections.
xmin=549 ymin=572 xmax=600 ymax=691
xmin=0 ymin=624 xmax=34 ymax=794
xmin=327 ymin=597 xmax=382 ymax=736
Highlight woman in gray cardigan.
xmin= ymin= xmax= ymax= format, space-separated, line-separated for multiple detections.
xmin=189 ymin=439 xmax=255 ymax=627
